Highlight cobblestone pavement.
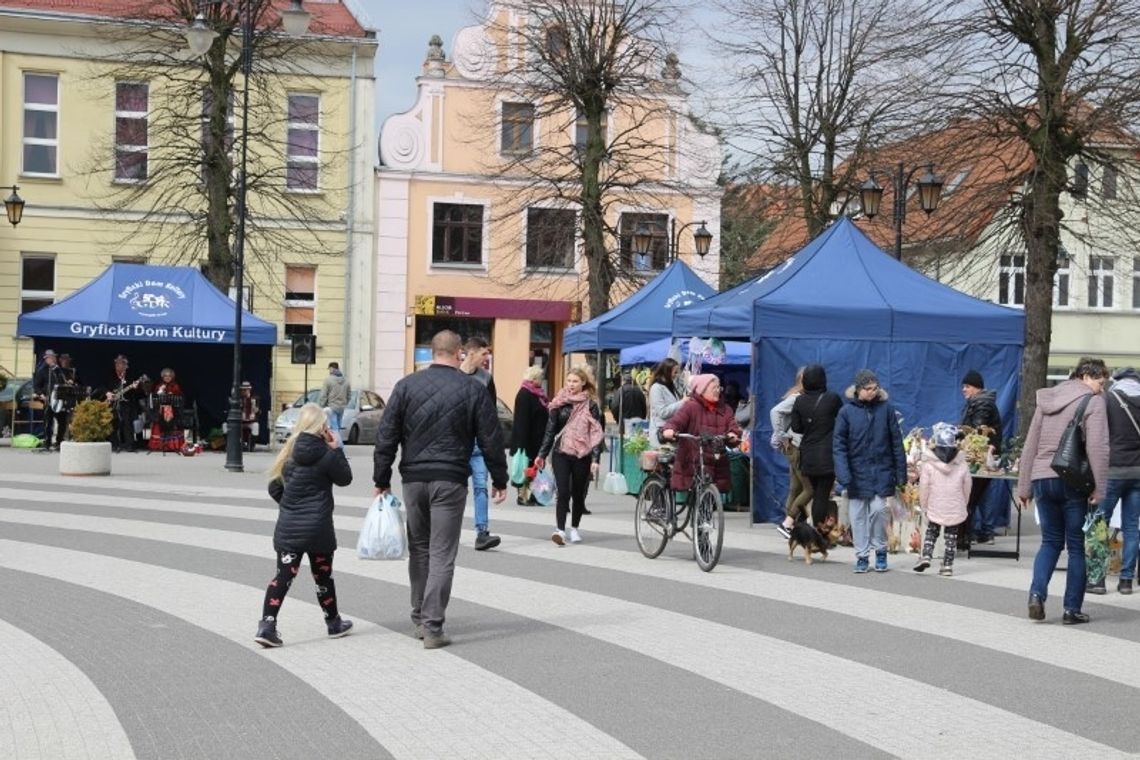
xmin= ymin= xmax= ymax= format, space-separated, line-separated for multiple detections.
xmin=2 ymin=446 xmax=1139 ymax=759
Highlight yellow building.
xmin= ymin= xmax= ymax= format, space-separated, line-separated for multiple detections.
xmin=375 ymin=4 xmax=722 ymax=401
xmin=0 ymin=1 xmax=376 ymax=416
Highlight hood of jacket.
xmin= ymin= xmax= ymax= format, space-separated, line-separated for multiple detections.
xmin=1035 ymin=379 xmax=1094 ymax=416
xmin=932 ymin=445 xmax=960 ymax=465
xmin=1109 ymin=376 xmax=1140 ymax=408
xmin=292 ymin=432 xmax=328 ymax=466
xmin=844 ymin=385 xmax=889 ymax=404
xmin=802 ymin=364 xmax=827 ymax=392
xmin=326 ymin=372 xmax=348 ymax=388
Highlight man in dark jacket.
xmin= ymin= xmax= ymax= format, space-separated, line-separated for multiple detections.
xmin=32 ymin=349 xmax=62 ymax=450
xmin=834 ymin=369 xmax=907 ymax=574
xmin=607 ymin=371 xmax=648 ymax=427
xmin=959 ymin=369 xmax=1003 ymax=547
xmin=373 ymin=330 xmax=507 ymax=649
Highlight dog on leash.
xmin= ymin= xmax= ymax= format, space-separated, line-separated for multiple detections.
xmin=817 ymin=500 xmax=844 ymax=547
xmin=787 ymin=521 xmax=830 ymax=565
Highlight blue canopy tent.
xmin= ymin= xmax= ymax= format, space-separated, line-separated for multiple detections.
xmin=563 ymin=261 xmax=716 ymax=352
xmin=673 ymin=218 xmax=1025 ymax=525
xmin=17 ymin=264 xmax=278 ymax=443
xmin=618 ymin=337 xmax=751 ymax=366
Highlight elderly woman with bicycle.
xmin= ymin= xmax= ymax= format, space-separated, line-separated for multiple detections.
xmin=660 ymin=374 xmax=742 ymax=495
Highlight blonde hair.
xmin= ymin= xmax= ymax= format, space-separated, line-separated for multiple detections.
xmin=782 ymin=366 xmax=806 ymax=399
xmin=523 ymin=365 xmax=544 ymax=384
xmin=268 ymin=403 xmax=327 ymax=481
xmin=566 ymin=365 xmax=597 ymax=398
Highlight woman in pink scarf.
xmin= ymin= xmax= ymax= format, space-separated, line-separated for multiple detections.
xmin=535 ymin=367 xmax=605 ymax=545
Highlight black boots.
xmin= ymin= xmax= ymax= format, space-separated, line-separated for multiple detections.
xmin=254 ymin=620 xmax=283 ymax=648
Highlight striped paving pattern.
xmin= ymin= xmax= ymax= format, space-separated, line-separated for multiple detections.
xmin=2 ymin=467 xmax=1139 ymax=760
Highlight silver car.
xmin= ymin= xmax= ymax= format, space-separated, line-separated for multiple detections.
xmin=274 ymin=388 xmax=386 ymax=445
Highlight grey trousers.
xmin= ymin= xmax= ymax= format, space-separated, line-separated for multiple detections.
xmin=403 ymin=480 xmax=467 ymax=634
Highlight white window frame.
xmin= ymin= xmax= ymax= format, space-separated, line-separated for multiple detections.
xmin=619 ymin=209 xmax=672 ymax=274
xmin=998 ymin=253 xmax=1025 ymax=306
xmin=427 ymin=197 xmax=489 ymax=271
xmin=114 ymin=81 xmax=149 ymax=183
xmin=1088 ymin=255 xmax=1115 ymax=309
xmin=285 ymin=92 xmax=321 ymax=193
xmin=22 ymin=72 xmax=60 ymax=178
xmin=1133 ymin=256 xmax=1140 ymax=311
xmin=1053 ymin=252 xmax=1071 ymax=309
xmin=498 ymin=99 xmax=537 ymax=157
xmin=523 ymin=206 xmax=578 ymax=272
xmin=284 ymin=265 xmax=316 ymax=336
xmin=20 ymin=253 xmax=56 ymax=314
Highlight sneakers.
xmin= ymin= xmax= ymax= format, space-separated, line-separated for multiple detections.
xmin=938 ymin=565 xmax=953 ymax=577
xmin=974 ymin=534 xmax=995 ymax=545
xmin=854 ymin=556 xmax=870 ymax=574
xmin=1086 ymin=578 xmax=1107 ymax=595
xmin=475 ymin=531 xmax=501 ymax=551
xmin=326 ymin=617 xmax=354 ymax=638
xmin=873 ymin=551 xmax=889 ymax=572
xmin=551 ymin=529 xmax=566 ymax=546
xmin=423 ymin=631 xmax=452 ymax=649
xmin=776 ymin=523 xmax=793 ymax=539
xmin=254 ymin=620 xmax=283 ymax=648
xmin=1119 ymin=579 xmax=1134 ymax=595
xmin=1062 ymin=610 xmax=1090 ymax=626
xmin=1028 ymin=593 xmax=1045 ymax=621
xmin=913 ymin=556 xmax=931 ymax=573
xmin=568 ymin=528 xmax=582 ymax=544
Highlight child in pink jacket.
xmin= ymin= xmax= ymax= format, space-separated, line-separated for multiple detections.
xmin=915 ymin=424 xmax=973 ymax=576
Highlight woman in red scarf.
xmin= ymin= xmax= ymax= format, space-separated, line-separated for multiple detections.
xmin=511 ymin=365 xmax=550 ymax=505
xmin=535 ymin=367 xmax=604 ymax=545
xmin=661 ymin=374 xmax=741 ymax=494
xmin=148 ymin=367 xmax=185 ymax=452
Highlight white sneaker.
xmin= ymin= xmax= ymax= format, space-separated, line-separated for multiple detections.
xmin=551 ymin=530 xmax=565 ymax=546
xmin=568 ymin=528 xmax=582 ymax=543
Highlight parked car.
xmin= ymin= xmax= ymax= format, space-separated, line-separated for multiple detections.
xmin=0 ymin=378 xmax=36 ymax=437
xmin=274 ymin=388 xmax=386 ymax=445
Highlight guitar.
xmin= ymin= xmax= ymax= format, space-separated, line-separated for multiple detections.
xmin=109 ymin=374 xmax=149 ymax=404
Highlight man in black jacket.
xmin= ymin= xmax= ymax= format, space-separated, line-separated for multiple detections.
xmin=32 ymin=349 xmax=61 ymax=450
xmin=373 ymin=330 xmax=507 ymax=649
xmin=959 ymin=369 xmax=1003 ymax=547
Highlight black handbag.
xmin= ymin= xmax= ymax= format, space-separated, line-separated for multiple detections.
xmin=1050 ymin=394 xmax=1095 ymax=495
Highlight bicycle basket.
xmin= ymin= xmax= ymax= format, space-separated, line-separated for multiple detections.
xmin=639 ymin=450 xmax=659 ymax=471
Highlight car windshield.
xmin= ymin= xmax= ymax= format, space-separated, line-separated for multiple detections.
xmin=292 ymin=389 xmax=321 ymax=407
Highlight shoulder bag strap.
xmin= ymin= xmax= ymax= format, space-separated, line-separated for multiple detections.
xmin=1111 ymin=390 xmax=1140 ymax=437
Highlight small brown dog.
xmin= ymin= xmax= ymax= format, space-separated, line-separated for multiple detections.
xmin=788 ymin=522 xmax=830 ymax=564
xmin=817 ymin=500 xmax=844 ymax=547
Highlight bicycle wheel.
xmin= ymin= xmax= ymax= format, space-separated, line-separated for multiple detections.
xmin=693 ymin=483 xmax=725 ymax=572
xmin=635 ymin=475 xmax=670 ymax=559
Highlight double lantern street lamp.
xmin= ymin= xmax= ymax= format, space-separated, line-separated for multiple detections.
xmin=631 ymin=218 xmax=714 ymax=264
xmin=858 ymin=163 xmax=944 ymax=260
xmin=5 ymin=185 xmax=25 ymax=227
xmin=185 ymin=0 xmax=311 ymax=472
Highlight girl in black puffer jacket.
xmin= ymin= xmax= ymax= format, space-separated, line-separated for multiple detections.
xmin=255 ymin=403 xmax=354 ymax=648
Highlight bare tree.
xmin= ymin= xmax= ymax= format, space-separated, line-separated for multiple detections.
xmin=464 ymin=0 xmax=719 ymax=319
xmin=75 ymin=0 xmax=349 ymax=291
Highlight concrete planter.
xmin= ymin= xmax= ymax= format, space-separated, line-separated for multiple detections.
xmin=59 ymin=441 xmax=112 ymax=476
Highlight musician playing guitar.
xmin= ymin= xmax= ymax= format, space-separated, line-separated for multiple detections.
xmin=102 ymin=354 xmax=147 ymax=452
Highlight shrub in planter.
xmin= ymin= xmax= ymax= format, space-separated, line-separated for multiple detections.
xmin=69 ymin=399 xmax=113 ymax=442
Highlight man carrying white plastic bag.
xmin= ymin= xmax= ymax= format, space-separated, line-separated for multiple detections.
xmin=358 ymin=492 xmax=408 ymax=560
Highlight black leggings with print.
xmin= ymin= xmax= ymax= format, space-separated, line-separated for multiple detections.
xmin=260 ymin=549 xmax=339 ymax=623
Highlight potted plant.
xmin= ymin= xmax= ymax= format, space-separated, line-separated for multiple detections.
xmin=60 ymin=399 xmax=113 ymax=475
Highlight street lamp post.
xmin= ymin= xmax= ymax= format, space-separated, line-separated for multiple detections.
xmin=858 ymin=162 xmax=944 ymax=260
xmin=186 ymin=0 xmax=310 ymax=472
xmin=632 ymin=217 xmax=713 ymax=265
xmin=5 ymin=185 xmax=25 ymax=227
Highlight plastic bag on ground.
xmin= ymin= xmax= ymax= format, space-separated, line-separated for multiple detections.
xmin=357 ymin=493 xmax=407 ymax=560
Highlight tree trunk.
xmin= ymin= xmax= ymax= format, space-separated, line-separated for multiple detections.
xmin=202 ymin=42 xmax=235 ymax=292
xmin=581 ymin=106 xmax=613 ymax=320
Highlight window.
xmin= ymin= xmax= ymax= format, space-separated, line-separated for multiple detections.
xmin=284 ymin=265 xmax=315 ymax=336
xmin=201 ymin=88 xmax=234 ymax=179
xmin=525 ymin=208 xmax=576 ymax=269
xmin=500 ymin=102 xmax=535 ymax=155
xmin=1054 ymin=252 xmax=1070 ymax=308
xmin=575 ymin=109 xmax=608 ymax=153
xmin=1072 ymin=162 xmax=1089 ymax=199
xmin=943 ymin=168 xmax=971 ymax=195
xmin=621 ymin=212 xmax=669 ymax=272
xmin=998 ymin=254 xmax=1025 ymax=306
xmin=1088 ymin=255 xmax=1114 ymax=308
xmin=432 ymin=203 xmax=484 ymax=265
xmin=545 ymin=25 xmax=568 ymax=59
xmin=114 ymin=82 xmax=149 ymax=182
xmin=21 ymin=255 xmax=55 ymax=314
xmin=1133 ymin=257 xmax=1140 ymax=309
xmin=23 ymin=73 xmax=59 ymax=176
xmin=286 ymin=93 xmax=320 ymax=191
xmin=1103 ymin=163 xmax=1118 ymax=200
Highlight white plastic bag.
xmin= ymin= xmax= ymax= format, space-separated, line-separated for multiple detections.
xmin=357 ymin=493 xmax=407 ymax=560
xmin=603 ymin=471 xmax=628 ymax=494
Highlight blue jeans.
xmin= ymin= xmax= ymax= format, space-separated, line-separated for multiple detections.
xmin=1030 ymin=478 xmax=1088 ymax=611
xmin=328 ymin=408 xmax=344 ymax=434
xmin=1098 ymin=478 xmax=1140 ymax=581
xmin=470 ymin=443 xmax=489 ymax=533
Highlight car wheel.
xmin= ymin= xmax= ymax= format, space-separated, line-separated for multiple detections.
xmin=348 ymin=424 xmax=359 ymax=445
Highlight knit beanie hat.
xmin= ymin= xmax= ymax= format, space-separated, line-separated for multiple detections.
xmin=961 ymin=369 xmax=984 ymax=389
xmin=853 ymin=369 xmax=879 ymax=389
xmin=688 ymin=373 xmax=719 ymax=397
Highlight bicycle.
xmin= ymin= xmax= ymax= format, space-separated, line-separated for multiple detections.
xmin=634 ymin=433 xmax=727 ymax=572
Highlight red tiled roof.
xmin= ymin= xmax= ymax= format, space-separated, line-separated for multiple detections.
xmin=0 ymin=0 xmax=369 ymax=38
